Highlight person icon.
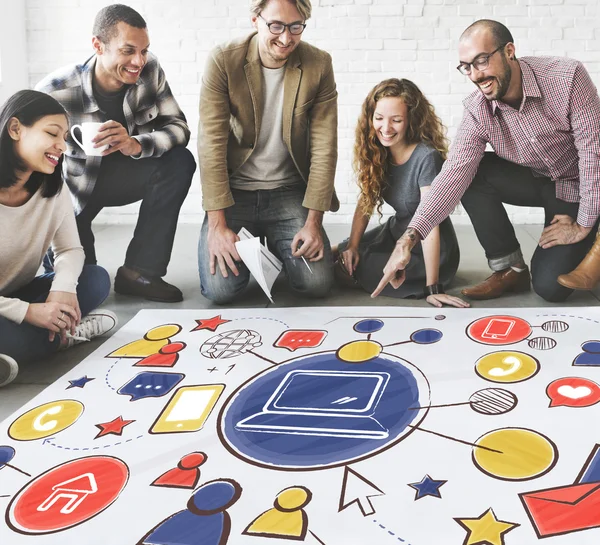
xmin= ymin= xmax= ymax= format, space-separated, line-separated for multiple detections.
xmin=243 ymin=485 xmax=312 ymax=541
xmin=151 ymin=452 xmax=207 ymax=489
xmin=108 ymin=324 xmax=182 ymax=358
xmin=573 ymin=341 xmax=600 ymax=367
xmin=136 ymin=342 xmax=187 ymax=368
xmin=138 ymin=478 xmax=242 ymax=545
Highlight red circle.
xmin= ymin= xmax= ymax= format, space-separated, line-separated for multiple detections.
xmin=180 ymin=452 xmax=207 ymax=469
xmin=8 ymin=456 xmax=128 ymax=534
xmin=161 ymin=342 xmax=185 ymax=354
xmin=467 ymin=315 xmax=532 ymax=345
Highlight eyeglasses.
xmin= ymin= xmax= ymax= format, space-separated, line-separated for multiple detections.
xmin=456 ymin=43 xmax=508 ymax=75
xmin=258 ymin=14 xmax=306 ymax=35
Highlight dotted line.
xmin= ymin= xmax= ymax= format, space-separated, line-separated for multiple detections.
xmin=44 ymin=435 xmax=144 ymax=451
xmin=372 ymin=519 xmax=411 ymax=544
xmin=231 ymin=317 xmax=289 ymax=328
xmin=537 ymin=313 xmax=600 ymax=324
xmin=104 ymin=360 xmax=120 ymax=391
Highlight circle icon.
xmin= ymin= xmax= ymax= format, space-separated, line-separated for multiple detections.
xmin=475 ymin=351 xmax=540 ymax=383
xmin=469 ymin=388 xmax=518 ymax=415
xmin=541 ymin=320 xmax=569 ymax=333
xmin=472 ymin=428 xmax=557 ymax=481
xmin=353 ymin=319 xmax=384 ymax=334
xmin=0 ymin=445 xmax=16 ymax=468
xmin=7 ymin=456 xmax=129 ymax=534
xmin=8 ymin=400 xmax=84 ymax=441
xmin=528 ymin=337 xmax=557 ymax=350
xmin=219 ymin=350 xmax=430 ymax=470
xmin=146 ymin=324 xmax=182 ymax=340
xmin=410 ymin=329 xmax=443 ymax=345
xmin=467 ymin=316 xmax=532 ymax=346
xmin=337 ymin=340 xmax=382 ymax=363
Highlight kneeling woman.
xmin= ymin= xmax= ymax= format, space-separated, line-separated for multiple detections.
xmin=335 ymin=78 xmax=467 ymax=308
xmin=0 ymin=90 xmax=116 ymax=387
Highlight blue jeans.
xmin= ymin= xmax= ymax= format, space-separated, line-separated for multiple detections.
xmin=198 ymin=186 xmax=334 ymax=304
xmin=0 ymin=265 xmax=111 ymax=363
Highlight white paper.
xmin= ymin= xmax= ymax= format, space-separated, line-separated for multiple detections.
xmin=235 ymin=228 xmax=283 ymax=302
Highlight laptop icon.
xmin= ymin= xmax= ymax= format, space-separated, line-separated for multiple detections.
xmin=235 ymin=369 xmax=390 ymax=439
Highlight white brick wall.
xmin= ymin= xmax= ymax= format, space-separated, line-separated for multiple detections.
xmin=24 ymin=0 xmax=600 ymax=225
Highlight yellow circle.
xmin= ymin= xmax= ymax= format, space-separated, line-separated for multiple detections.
xmin=277 ymin=487 xmax=309 ymax=510
xmin=8 ymin=400 xmax=84 ymax=441
xmin=145 ymin=324 xmax=181 ymax=341
xmin=337 ymin=341 xmax=382 ymax=363
xmin=475 ymin=351 xmax=539 ymax=383
xmin=473 ymin=428 xmax=556 ymax=481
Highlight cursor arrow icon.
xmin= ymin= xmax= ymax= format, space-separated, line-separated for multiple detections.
xmin=338 ymin=466 xmax=384 ymax=517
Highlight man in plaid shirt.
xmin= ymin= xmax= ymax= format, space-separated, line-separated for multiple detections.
xmin=36 ymin=4 xmax=195 ymax=303
xmin=373 ymin=19 xmax=600 ymax=303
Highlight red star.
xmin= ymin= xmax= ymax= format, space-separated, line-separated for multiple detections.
xmin=191 ymin=315 xmax=230 ymax=332
xmin=94 ymin=416 xmax=135 ymax=439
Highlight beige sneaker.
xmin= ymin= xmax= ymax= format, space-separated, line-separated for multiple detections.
xmin=0 ymin=354 xmax=18 ymax=388
xmin=65 ymin=309 xmax=118 ymax=348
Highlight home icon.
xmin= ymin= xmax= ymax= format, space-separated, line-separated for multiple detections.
xmin=37 ymin=473 xmax=98 ymax=514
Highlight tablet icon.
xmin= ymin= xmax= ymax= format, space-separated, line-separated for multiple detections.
xmin=467 ymin=316 xmax=532 ymax=346
xmin=150 ymin=384 xmax=225 ymax=434
xmin=482 ymin=319 xmax=515 ymax=340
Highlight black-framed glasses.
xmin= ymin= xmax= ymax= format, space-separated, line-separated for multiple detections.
xmin=456 ymin=43 xmax=508 ymax=75
xmin=258 ymin=14 xmax=306 ymax=35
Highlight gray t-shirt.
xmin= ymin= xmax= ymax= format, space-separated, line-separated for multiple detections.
xmin=230 ymin=65 xmax=303 ymax=190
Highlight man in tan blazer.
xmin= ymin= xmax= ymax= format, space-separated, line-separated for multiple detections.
xmin=198 ymin=0 xmax=338 ymax=304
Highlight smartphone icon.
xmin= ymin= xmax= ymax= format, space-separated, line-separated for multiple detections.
xmin=482 ymin=319 xmax=515 ymax=340
xmin=149 ymin=384 xmax=225 ymax=434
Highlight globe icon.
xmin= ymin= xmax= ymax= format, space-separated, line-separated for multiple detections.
xmin=200 ymin=330 xmax=262 ymax=359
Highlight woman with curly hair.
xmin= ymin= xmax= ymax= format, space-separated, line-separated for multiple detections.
xmin=334 ymin=78 xmax=466 ymax=307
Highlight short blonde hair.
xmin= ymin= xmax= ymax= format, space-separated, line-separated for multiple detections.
xmin=250 ymin=0 xmax=312 ymax=21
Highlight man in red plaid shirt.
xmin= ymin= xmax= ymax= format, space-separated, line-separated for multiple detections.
xmin=372 ymin=19 xmax=600 ymax=303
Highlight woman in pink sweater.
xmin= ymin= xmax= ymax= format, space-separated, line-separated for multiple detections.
xmin=0 ymin=90 xmax=117 ymax=387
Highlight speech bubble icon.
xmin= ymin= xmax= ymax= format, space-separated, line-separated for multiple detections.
xmin=274 ymin=330 xmax=327 ymax=352
xmin=118 ymin=371 xmax=184 ymax=402
xmin=546 ymin=377 xmax=600 ymax=408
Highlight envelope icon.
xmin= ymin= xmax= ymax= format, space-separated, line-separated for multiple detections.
xmin=519 ymin=482 xmax=600 ymax=538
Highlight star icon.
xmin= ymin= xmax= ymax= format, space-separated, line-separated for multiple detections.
xmin=94 ymin=416 xmax=135 ymax=439
xmin=455 ymin=508 xmax=520 ymax=545
xmin=66 ymin=375 xmax=95 ymax=389
xmin=407 ymin=474 xmax=447 ymax=500
xmin=191 ymin=315 xmax=230 ymax=332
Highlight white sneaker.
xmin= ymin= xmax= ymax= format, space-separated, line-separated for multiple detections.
xmin=65 ymin=309 xmax=118 ymax=348
xmin=0 ymin=354 xmax=18 ymax=388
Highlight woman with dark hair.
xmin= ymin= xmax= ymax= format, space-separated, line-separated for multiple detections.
xmin=334 ymin=79 xmax=466 ymax=307
xmin=0 ymin=90 xmax=117 ymax=387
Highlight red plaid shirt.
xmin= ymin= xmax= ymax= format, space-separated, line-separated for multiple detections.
xmin=410 ymin=56 xmax=600 ymax=238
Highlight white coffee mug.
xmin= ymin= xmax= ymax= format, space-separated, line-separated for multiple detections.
xmin=70 ymin=122 xmax=109 ymax=156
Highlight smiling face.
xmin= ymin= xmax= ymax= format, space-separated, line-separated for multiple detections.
xmin=93 ymin=22 xmax=149 ymax=92
xmin=372 ymin=97 xmax=409 ymax=150
xmin=252 ymin=0 xmax=304 ymax=69
xmin=458 ymin=29 xmax=513 ymax=102
xmin=11 ymin=114 xmax=68 ymax=178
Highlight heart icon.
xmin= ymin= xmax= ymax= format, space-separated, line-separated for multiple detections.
xmin=557 ymin=385 xmax=591 ymax=399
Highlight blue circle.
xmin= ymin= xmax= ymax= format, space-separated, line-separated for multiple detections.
xmin=410 ymin=329 xmax=443 ymax=344
xmin=582 ymin=341 xmax=600 ymax=354
xmin=219 ymin=351 xmax=430 ymax=470
xmin=0 ymin=445 xmax=16 ymax=468
xmin=353 ymin=319 xmax=384 ymax=334
xmin=192 ymin=480 xmax=238 ymax=512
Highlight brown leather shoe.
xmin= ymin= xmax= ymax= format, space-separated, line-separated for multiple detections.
xmin=558 ymin=236 xmax=600 ymax=290
xmin=114 ymin=266 xmax=183 ymax=303
xmin=461 ymin=266 xmax=531 ymax=300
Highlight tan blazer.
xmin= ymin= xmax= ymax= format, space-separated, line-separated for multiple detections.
xmin=198 ymin=33 xmax=339 ymax=212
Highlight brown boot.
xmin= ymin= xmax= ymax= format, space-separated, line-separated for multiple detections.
xmin=558 ymin=236 xmax=600 ymax=290
xmin=461 ymin=266 xmax=531 ymax=300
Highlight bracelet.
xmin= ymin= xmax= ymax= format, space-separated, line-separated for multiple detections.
xmin=424 ymin=283 xmax=445 ymax=297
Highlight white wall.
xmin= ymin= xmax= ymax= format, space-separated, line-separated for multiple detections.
xmin=25 ymin=0 xmax=600 ymax=225
xmin=0 ymin=0 xmax=29 ymax=105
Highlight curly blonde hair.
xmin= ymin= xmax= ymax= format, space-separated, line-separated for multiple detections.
xmin=353 ymin=78 xmax=448 ymax=217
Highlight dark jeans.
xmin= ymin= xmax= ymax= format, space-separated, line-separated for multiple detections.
xmin=198 ymin=186 xmax=334 ymax=304
xmin=74 ymin=146 xmax=195 ymax=277
xmin=461 ymin=153 xmax=598 ymax=302
xmin=0 ymin=265 xmax=110 ymax=363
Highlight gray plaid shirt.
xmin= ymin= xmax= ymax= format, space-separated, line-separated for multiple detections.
xmin=36 ymin=53 xmax=191 ymax=213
